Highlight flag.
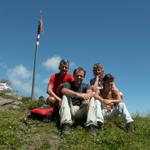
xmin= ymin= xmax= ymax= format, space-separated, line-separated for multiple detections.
xmin=36 ymin=17 xmax=43 ymax=45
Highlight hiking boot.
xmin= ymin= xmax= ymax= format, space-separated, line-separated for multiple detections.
xmin=97 ymin=121 xmax=103 ymax=130
xmin=87 ymin=124 xmax=97 ymax=136
xmin=61 ymin=123 xmax=71 ymax=135
xmin=125 ymin=122 xmax=134 ymax=133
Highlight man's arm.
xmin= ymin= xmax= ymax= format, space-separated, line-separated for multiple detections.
xmin=62 ymin=88 xmax=94 ymax=101
xmin=112 ymin=83 xmax=124 ymax=99
xmin=47 ymin=84 xmax=61 ymax=102
xmin=90 ymin=76 xmax=99 ymax=92
xmin=94 ymin=89 xmax=122 ymax=104
xmin=102 ymin=90 xmax=122 ymax=105
xmin=94 ymin=90 xmax=104 ymax=103
xmin=61 ymin=88 xmax=78 ymax=98
xmin=109 ymin=90 xmax=122 ymax=104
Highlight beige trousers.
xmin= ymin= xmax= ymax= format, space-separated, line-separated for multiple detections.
xmin=60 ymin=95 xmax=97 ymax=127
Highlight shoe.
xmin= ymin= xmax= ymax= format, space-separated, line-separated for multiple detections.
xmin=97 ymin=121 xmax=103 ymax=130
xmin=61 ymin=123 xmax=71 ymax=135
xmin=87 ymin=125 xmax=97 ymax=136
xmin=125 ymin=122 xmax=133 ymax=133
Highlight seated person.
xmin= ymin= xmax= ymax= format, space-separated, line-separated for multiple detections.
xmin=94 ymin=74 xmax=134 ymax=132
xmin=47 ymin=59 xmax=74 ymax=115
xmin=90 ymin=63 xmax=123 ymax=127
xmin=90 ymin=63 xmax=105 ymax=91
xmin=60 ymin=67 xmax=97 ymax=135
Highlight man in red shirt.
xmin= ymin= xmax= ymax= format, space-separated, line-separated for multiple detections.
xmin=47 ymin=59 xmax=74 ymax=109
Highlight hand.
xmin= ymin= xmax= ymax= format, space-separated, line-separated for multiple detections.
xmin=57 ymin=98 xmax=62 ymax=108
xmin=95 ymin=75 xmax=99 ymax=82
xmin=102 ymin=100 xmax=114 ymax=110
xmin=77 ymin=93 xmax=91 ymax=100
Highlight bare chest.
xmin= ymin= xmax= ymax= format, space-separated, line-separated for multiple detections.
xmin=101 ymin=91 xmax=113 ymax=99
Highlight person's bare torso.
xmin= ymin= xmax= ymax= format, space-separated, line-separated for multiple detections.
xmin=100 ymin=90 xmax=118 ymax=110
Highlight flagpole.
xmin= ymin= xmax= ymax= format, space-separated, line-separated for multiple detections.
xmin=31 ymin=16 xmax=43 ymax=100
xmin=31 ymin=44 xmax=39 ymax=100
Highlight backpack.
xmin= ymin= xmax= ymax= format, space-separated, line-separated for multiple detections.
xmin=31 ymin=106 xmax=54 ymax=122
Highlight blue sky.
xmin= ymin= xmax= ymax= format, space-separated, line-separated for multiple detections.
xmin=0 ymin=0 xmax=150 ymax=115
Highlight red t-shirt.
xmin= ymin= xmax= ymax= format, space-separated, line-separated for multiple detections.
xmin=49 ymin=73 xmax=74 ymax=97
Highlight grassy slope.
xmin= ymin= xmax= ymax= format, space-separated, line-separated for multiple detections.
xmin=0 ymin=97 xmax=150 ymax=150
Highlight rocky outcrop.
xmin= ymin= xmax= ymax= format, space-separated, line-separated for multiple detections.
xmin=0 ymin=97 xmax=22 ymax=109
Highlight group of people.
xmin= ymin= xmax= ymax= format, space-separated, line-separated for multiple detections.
xmin=46 ymin=59 xmax=134 ymax=135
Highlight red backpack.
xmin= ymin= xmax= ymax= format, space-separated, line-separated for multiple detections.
xmin=31 ymin=107 xmax=54 ymax=122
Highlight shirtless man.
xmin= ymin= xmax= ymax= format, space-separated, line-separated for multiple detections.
xmin=94 ymin=74 xmax=134 ymax=132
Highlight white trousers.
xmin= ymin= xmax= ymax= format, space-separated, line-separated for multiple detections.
xmin=60 ymin=95 xmax=97 ymax=126
xmin=96 ymin=100 xmax=134 ymax=124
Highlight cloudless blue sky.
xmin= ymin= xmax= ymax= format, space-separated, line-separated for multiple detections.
xmin=0 ymin=0 xmax=150 ymax=115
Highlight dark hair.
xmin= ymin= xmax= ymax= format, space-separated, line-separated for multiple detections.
xmin=59 ymin=59 xmax=69 ymax=67
xmin=103 ymin=74 xmax=114 ymax=82
xmin=73 ymin=67 xmax=86 ymax=77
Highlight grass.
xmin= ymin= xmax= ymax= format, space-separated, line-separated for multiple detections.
xmin=0 ymin=95 xmax=150 ymax=150
xmin=59 ymin=115 xmax=150 ymax=150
